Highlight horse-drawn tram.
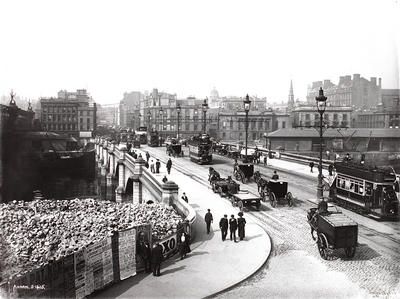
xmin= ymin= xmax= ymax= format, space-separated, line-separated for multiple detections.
xmin=329 ymin=162 xmax=399 ymax=220
xmin=307 ymin=207 xmax=358 ymax=260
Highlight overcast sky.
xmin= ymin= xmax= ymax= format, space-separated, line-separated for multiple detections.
xmin=1 ymin=0 xmax=399 ymax=105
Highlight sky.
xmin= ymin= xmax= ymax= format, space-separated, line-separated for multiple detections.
xmin=0 ymin=0 xmax=399 ymax=105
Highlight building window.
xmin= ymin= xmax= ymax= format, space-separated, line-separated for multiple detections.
xmin=80 ymin=118 xmax=83 ymax=123
xmin=282 ymin=121 xmax=286 ymax=129
xmin=306 ymin=114 xmax=310 ymax=120
xmin=193 ymin=124 xmax=198 ymax=131
xmin=265 ymin=120 xmax=270 ymax=130
xmin=185 ymin=124 xmax=190 ymax=131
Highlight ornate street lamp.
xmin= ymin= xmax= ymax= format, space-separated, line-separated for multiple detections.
xmin=316 ymin=87 xmax=327 ymax=200
xmin=176 ymin=104 xmax=181 ymax=139
xmin=202 ymin=98 xmax=209 ymax=134
xmin=147 ymin=110 xmax=151 ymax=132
xmin=243 ymin=94 xmax=251 ymax=163
xmin=159 ymin=107 xmax=163 ymax=135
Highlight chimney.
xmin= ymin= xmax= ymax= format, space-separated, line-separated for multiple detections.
xmin=378 ymin=78 xmax=382 ymax=88
xmin=370 ymin=77 xmax=377 ymax=86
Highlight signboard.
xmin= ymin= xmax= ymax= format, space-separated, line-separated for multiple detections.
xmin=87 ymin=242 xmax=104 ymax=291
xmin=102 ymin=237 xmax=113 ymax=286
xmin=74 ymin=249 xmax=86 ymax=299
xmin=79 ymin=131 xmax=93 ymax=138
xmin=159 ymin=234 xmax=177 ymax=258
xmin=118 ymin=228 xmax=136 ymax=280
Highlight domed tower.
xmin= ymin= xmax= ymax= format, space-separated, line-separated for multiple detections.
xmin=210 ymin=87 xmax=219 ymax=103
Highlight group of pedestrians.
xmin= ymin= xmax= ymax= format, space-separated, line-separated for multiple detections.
xmin=137 ymin=240 xmax=164 ymax=277
xmin=205 ymin=209 xmax=247 ymax=242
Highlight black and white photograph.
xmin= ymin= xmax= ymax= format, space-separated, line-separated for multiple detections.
xmin=0 ymin=0 xmax=399 ymax=298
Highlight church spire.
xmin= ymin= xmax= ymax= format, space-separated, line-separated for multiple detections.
xmin=287 ymin=80 xmax=294 ymax=111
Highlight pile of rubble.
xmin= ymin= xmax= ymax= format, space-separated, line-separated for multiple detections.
xmin=0 ymin=199 xmax=183 ymax=281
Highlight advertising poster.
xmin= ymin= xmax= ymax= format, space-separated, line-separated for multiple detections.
xmin=119 ymin=228 xmax=136 ymax=280
xmin=91 ymin=241 xmax=104 ymax=291
xmin=84 ymin=244 xmax=94 ymax=297
xmin=74 ymin=249 xmax=86 ymax=299
xmin=102 ymin=237 xmax=114 ymax=286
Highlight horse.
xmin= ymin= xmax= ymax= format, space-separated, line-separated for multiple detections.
xmin=254 ymin=171 xmax=269 ymax=196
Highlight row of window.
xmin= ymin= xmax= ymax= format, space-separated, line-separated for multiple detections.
xmin=43 ymin=123 xmax=92 ymax=131
xmin=42 ymin=106 xmax=93 ymax=116
xmin=304 ymin=113 xmax=348 ymax=121
xmin=42 ymin=115 xmax=92 ymax=124
xmin=336 ymin=175 xmax=372 ymax=196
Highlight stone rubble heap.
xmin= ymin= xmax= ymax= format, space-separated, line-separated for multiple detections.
xmin=0 ymin=198 xmax=183 ymax=281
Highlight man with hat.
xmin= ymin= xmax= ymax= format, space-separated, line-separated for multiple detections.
xmin=219 ymin=214 xmax=229 ymax=241
xmin=204 ymin=209 xmax=213 ymax=234
xmin=271 ymin=170 xmax=279 ymax=180
xmin=151 ymin=242 xmax=164 ymax=277
xmin=237 ymin=212 xmax=247 ymax=241
xmin=229 ymin=214 xmax=238 ymax=242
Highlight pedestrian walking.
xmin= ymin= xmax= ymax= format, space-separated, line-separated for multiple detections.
xmin=146 ymin=151 xmax=150 ymax=162
xmin=204 ymin=209 xmax=213 ymax=234
xmin=229 ymin=214 xmax=237 ymax=242
xmin=150 ymin=159 xmax=155 ymax=173
xmin=151 ymin=242 xmax=164 ymax=276
xmin=263 ymin=154 xmax=268 ymax=166
xmin=166 ymin=158 xmax=172 ymax=175
xmin=162 ymin=175 xmax=168 ymax=183
xmin=219 ymin=214 xmax=228 ymax=241
xmin=328 ymin=164 xmax=333 ymax=176
xmin=271 ymin=170 xmax=279 ymax=180
xmin=237 ymin=212 xmax=246 ymax=240
xmin=181 ymin=192 xmax=189 ymax=203
xmin=145 ymin=160 xmax=149 ymax=168
xmin=155 ymin=159 xmax=161 ymax=173
xmin=138 ymin=240 xmax=151 ymax=273
xmin=179 ymin=232 xmax=191 ymax=260
xmin=309 ymin=161 xmax=314 ymax=173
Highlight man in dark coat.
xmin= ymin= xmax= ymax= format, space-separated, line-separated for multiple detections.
xmin=166 ymin=158 xmax=172 ymax=175
xmin=229 ymin=214 xmax=238 ymax=242
xmin=309 ymin=161 xmax=314 ymax=173
xmin=219 ymin=214 xmax=228 ymax=241
xmin=204 ymin=209 xmax=213 ymax=234
xmin=237 ymin=212 xmax=246 ymax=241
xmin=146 ymin=151 xmax=150 ymax=162
xmin=179 ymin=232 xmax=191 ymax=260
xmin=181 ymin=192 xmax=189 ymax=203
xmin=139 ymin=240 xmax=151 ymax=272
xmin=151 ymin=242 xmax=164 ymax=276
xmin=155 ymin=159 xmax=161 ymax=173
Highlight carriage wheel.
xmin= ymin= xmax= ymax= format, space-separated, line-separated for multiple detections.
xmin=237 ymin=201 xmax=244 ymax=210
xmin=317 ymin=233 xmax=329 ymax=260
xmin=231 ymin=198 xmax=236 ymax=207
xmin=240 ymin=172 xmax=245 ymax=184
xmin=286 ymin=192 xmax=293 ymax=207
xmin=345 ymin=246 xmax=356 ymax=258
xmin=234 ymin=171 xmax=240 ymax=181
xmin=218 ymin=187 xmax=223 ymax=196
xmin=270 ymin=192 xmax=277 ymax=208
xmin=212 ymin=184 xmax=217 ymax=193
xmin=259 ymin=189 xmax=265 ymax=201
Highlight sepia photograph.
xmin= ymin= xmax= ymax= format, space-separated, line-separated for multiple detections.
xmin=0 ymin=0 xmax=399 ymax=298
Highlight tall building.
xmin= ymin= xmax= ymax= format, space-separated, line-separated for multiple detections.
xmin=292 ymin=104 xmax=352 ymax=128
xmin=118 ymin=91 xmax=142 ymax=128
xmin=307 ymin=74 xmax=381 ymax=109
xmin=40 ymin=89 xmax=97 ymax=140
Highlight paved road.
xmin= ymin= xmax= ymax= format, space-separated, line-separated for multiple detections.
xmin=142 ymin=145 xmax=400 ymax=298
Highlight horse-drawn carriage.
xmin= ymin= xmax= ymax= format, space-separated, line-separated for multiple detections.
xmin=230 ymin=190 xmax=262 ymax=210
xmin=307 ymin=205 xmax=358 ymax=260
xmin=166 ymin=139 xmax=183 ymax=157
xmin=233 ymin=163 xmax=254 ymax=183
xmin=254 ymin=171 xmax=293 ymax=207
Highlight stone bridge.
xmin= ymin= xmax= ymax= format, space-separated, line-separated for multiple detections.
xmin=94 ymin=137 xmax=195 ymax=227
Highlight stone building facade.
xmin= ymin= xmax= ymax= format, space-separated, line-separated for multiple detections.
xmin=292 ymin=105 xmax=352 ymax=128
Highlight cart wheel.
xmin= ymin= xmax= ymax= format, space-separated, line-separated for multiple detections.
xmin=345 ymin=246 xmax=356 ymax=258
xmin=260 ymin=190 xmax=266 ymax=202
xmin=286 ymin=192 xmax=293 ymax=207
xmin=218 ymin=187 xmax=223 ymax=196
xmin=270 ymin=192 xmax=277 ymax=208
xmin=231 ymin=198 xmax=236 ymax=207
xmin=212 ymin=184 xmax=217 ymax=193
xmin=237 ymin=201 xmax=244 ymax=210
xmin=317 ymin=233 xmax=329 ymax=260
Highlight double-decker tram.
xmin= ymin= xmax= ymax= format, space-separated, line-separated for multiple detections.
xmin=135 ymin=126 xmax=148 ymax=144
xmin=188 ymin=134 xmax=213 ymax=164
xmin=329 ymin=161 xmax=399 ymax=220
xmin=147 ymin=129 xmax=159 ymax=147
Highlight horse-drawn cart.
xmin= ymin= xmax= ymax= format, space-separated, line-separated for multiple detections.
xmin=307 ymin=207 xmax=358 ymax=260
xmin=230 ymin=190 xmax=262 ymax=210
xmin=166 ymin=143 xmax=183 ymax=157
xmin=266 ymin=180 xmax=293 ymax=207
xmin=211 ymin=178 xmax=240 ymax=197
xmin=234 ymin=163 xmax=254 ymax=183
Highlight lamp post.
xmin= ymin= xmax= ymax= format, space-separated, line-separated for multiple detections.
xmin=243 ymin=94 xmax=251 ymax=163
xmin=316 ymin=87 xmax=327 ymax=201
xmin=159 ymin=107 xmax=163 ymax=136
xmin=147 ymin=110 xmax=151 ymax=133
xmin=176 ymin=104 xmax=181 ymax=139
xmin=202 ymin=98 xmax=209 ymax=134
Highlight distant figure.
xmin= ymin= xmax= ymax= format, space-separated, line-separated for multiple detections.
xmin=229 ymin=214 xmax=238 ymax=242
xmin=166 ymin=158 xmax=172 ymax=175
xmin=179 ymin=232 xmax=191 ymax=260
xmin=150 ymin=159 xmax=155 ymax=173
xmin=345 ymin=153 xmax=352 ymax=162
xmin=271 ymin=170 xmax=279 ymax=180
xmin=156 ymin=159 xmax=161 ymax=173
xmin=162 ymin=175 xmax=168 ymax=183
xmin=263 ymin=154 xmax=268 ymax=166
xmin=146 ymin=151 xmax=150 ymax=162
xmin=309 ymin=161 xmax=314 ymax=173
xmin=318 ymin=198 xmax=328 ymax=214
xmin=328 ymin=164 xmax=333 ymax=176
xmin=219 ymin=214 xmax=229 ymax=241
xmin=139 ymin=240 xmax=151 ymax=273
xmin=237 ymin=212 xmax=246 ymax=241
xmin=151 ymin=242 xmax=164 ymax=277
xmin=181 ymin=192 xmax=189 ymax=203
xmin=204 ymin=209 xmax=213 ymax=234
xmin=145 ymin=160 xmax=149 ymax=169
xmin=360 ymin=153 xmax=365 ymax=165
xmin=326 ymin=150 xmax=331 ymax=160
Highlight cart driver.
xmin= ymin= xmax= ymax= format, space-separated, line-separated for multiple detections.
xmin=271 ymin=170 xmax=279 ymax=180
xmin=317 ymin=198 xmax=328 ymax=214
xmin=233 ymin=159 xmax=239 ymax=174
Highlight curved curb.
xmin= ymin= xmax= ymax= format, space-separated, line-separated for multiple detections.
xmin=203 ymin=223 xmax=273 ymax=299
